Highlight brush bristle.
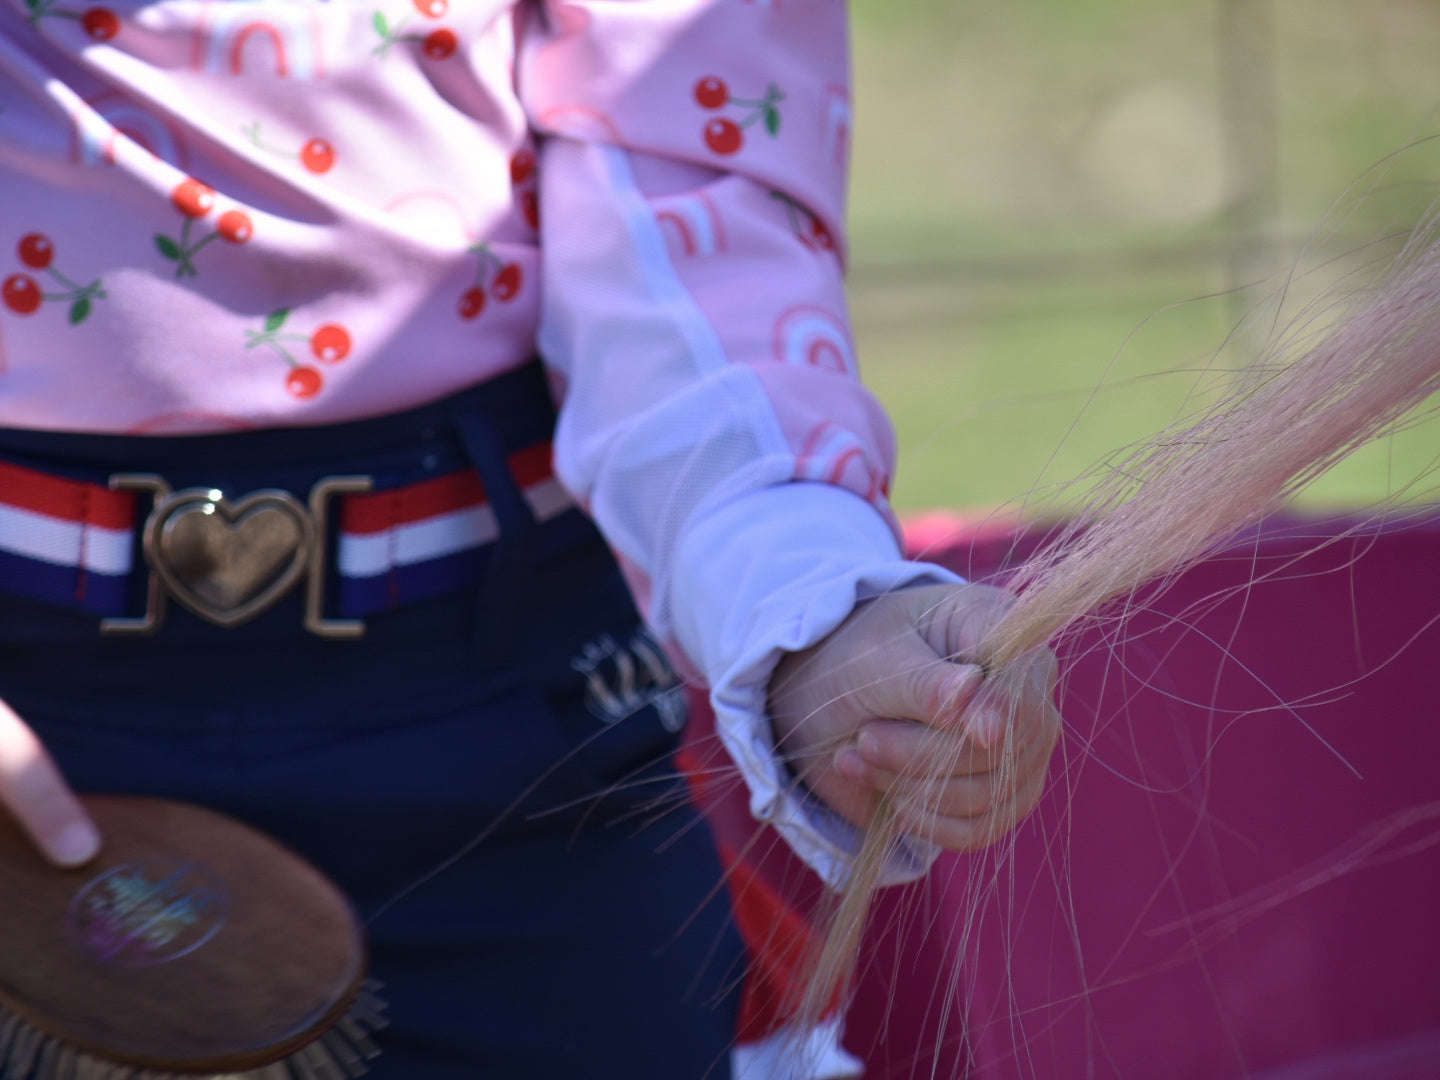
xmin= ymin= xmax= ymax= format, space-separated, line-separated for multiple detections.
xmin=0 ymin=981 xmax=387 ymax=1080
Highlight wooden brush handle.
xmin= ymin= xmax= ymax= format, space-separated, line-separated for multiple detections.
xmin=0 ymin=795 xmax=367 ymax=1074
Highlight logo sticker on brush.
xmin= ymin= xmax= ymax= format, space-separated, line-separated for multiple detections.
xmin=68 ymin=859 xmax=229 ymax=967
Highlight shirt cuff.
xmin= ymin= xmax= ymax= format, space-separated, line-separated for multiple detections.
xmin=731 ymin=1016 xmax=864 ymax=1080
xmin=670 ymin=482 xmax=963 ymax=887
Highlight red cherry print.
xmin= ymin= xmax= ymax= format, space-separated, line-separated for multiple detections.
xmin=17 ymin=234 xmax=54 ymax=271
xmin=2 ymin=274 xmax=41 ymax=316
xmin=693 ymin=77 xmax=728 ymax=110
xmin=413 ymin=0 xmax=447 ymax=16
xmin=703 ymin=118 xmax=743 ymax=155
xmin=510 ymin=149 xmax=536 ymax=186
xmin=520 ymin=191 xmax=539 ymax=230
xmin=492 ymin=264 xmax=522 ymax=302
xmin=299 ymin=138 xmax=335 ymax=174
xmin=422 ymin=28 xmax=457 ymax=60
xmin=172 ymin=179 xmax=215 ymax=219
xmin=217 ymin=210 xmax=253 ymax=244
xmin=810 ymin=218 xmax=836 ymax=251
xmin=309 ymin=323 xmax=352 ymax=363
xmin=82 ymin=7 xmax=120 ymax=40
xmin=458 ymin=286 xmax=487 ymax=320
xmin=286 ymin=366 xmax=323 ymax=398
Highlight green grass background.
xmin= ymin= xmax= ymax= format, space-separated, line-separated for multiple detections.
xmin=845 ymin=0 xmax=1440 ymax=514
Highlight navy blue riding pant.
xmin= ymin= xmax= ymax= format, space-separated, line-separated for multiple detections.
xmin=0 ymin=363 xmax=743 ymax=1078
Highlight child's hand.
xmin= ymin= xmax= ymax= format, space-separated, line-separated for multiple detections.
xmin=0 ymin=696 xmax=100 ymax=866
xmin=767 ymin=583 xmax=1060 ymax=852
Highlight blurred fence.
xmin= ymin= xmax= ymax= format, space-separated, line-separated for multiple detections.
xmin=845 ymin=0 xmax=1440 ymax=511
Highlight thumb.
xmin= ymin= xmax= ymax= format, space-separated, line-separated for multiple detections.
xmin=0 ymin=698 xmax=100 ymax=867
xmin=850 ymin=648 xmax=985 ymax=730
xmin=837 ymin=584 xmax=996 ymax=727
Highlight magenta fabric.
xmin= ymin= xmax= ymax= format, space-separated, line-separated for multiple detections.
xmin=696 ymin=510 xmax=1440 ymax=1079
xmin=849 ymin=510 xmax=1440 ymax=1078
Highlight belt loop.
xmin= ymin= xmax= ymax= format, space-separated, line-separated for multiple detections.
xmin=450 ymin=401 xmax=539 ymax=664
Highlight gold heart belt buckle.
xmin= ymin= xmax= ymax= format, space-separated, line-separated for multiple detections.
xmin=100 ymin=474 xmax=373 ymax=639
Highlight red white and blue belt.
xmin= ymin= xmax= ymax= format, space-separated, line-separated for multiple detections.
xmin=0 ymin=445 xmax=578 ymax=638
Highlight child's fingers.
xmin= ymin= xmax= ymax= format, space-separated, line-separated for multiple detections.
xmin=892 ymin=755 xmax=1054 ymax=852
xmin=850 ymin=719 xmax=1000 ymax=778
xmin=950 ymin=696 xmax=1053 ymax=766
xmin=963 ymin=646 xmax=1060 ymax=747
xmin=838 ymin=720 xmax=1054 ymax=822
xmin=835 ymin=748 xmax=997 ymax=818
xmin=0 ymin=698 xmax=100 ymax=867
xmin=845 ymin=657 xmax=984 ymax=730
xmin=850 ymin=695 xmax=1057 ymax=779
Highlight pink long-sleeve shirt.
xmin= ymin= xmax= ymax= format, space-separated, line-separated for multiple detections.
xmin=1 ymin=0 xmax=858 ymax=437
xmin=0 ymin=10 xmax=954 ymax=1051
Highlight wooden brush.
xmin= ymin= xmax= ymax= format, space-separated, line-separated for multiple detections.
xmin=0 ymin=795 xmax=386 ymax=1079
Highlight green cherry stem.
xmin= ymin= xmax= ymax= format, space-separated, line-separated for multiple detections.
xmin=37 ymin=283 xmax=105 ymax=304
xmin=176 ymin=230 xmax=220 ymax=278
xmin=244 ymin=331 xmax=298 ymax=366
xmin=23 ymin=0 xmax=60 ymax=23
xmin=372 ymin=13 xmax=415 ymax=55
xmin=44 ymin=265 xmax=104 ymax=300
xmin=472 ymin=246 xmax=497 ymax=266
xmin=168 ymin=217 xmax=201 ymax=277
xmin=239 ymin=121 xmax=283 ymax=155
xmin=728 ymin=85 xmax=785 ymax=110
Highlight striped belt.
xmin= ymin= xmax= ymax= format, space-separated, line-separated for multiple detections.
xmin=0 ymin=444 xmax=577 ymax=638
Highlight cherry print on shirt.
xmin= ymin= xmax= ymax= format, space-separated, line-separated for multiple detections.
xmin=240 ymin=121 xmax=337 ymax=175
xmin=457 ymin=246 xmax=523 ymax=321
xmin=2 ymin=233 xmax=107 ymax=324
xmin=156 ymin=179 xmax=254 ymax=278
xmin=216 ymin=210 xmax=253 ymax=244
xmin=371 ymin=2 xmax=457 ymax=59
xmin=770 ymin=191 xmax=837 ymax=254
xmin=244 ymin=308 xmax=353 ymax=399
xmin=171 ymin=178 xmax=215 ymax=219
xmin=23 ymin=0 xmax=121 ymax=41
xmin=510 ymin=149 xmax=536 ymax=185
xmin=693 ymin=77 xmax=729 ymax=111
xmin=419 ymin=28 xmax=457 ymax=59
xmin=519 ymin=190 xmax=539 ymax=231
xmin=692 ymin=76 xmax=784 ymax=156
xmin=0 ymin=277 xmax=41 ymax=317
xmin=510 ymin=148 xmax=540 ymax=230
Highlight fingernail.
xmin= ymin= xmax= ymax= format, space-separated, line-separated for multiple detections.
xmin=968 ymin=712 xmax=1000 ymax=750
xmin=48 ymin=821 xmax=101 ymax=867
xmin=857 ymin=729 xmax=882 ymax=761
xmin=834 ymin=748 xmax=866 ymax=782
xmin=938 ymin=665 xmax=984 ymax=723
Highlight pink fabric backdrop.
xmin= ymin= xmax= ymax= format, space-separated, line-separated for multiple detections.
xmin=703 ymin=511 xmax=1440 ymax=1078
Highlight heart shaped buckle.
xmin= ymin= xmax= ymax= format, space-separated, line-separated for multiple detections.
xmin=100 ymin=474 xmax=373 ymax=638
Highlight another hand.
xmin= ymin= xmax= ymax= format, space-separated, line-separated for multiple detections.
xmin=0 ymin=695 xmax=100 ymax=866
xmin=767 ymin=583 xmax=1060 ymax=852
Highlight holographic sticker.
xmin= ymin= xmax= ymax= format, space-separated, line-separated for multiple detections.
xmin=68 ymin=860 xmax=229 ymax=967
